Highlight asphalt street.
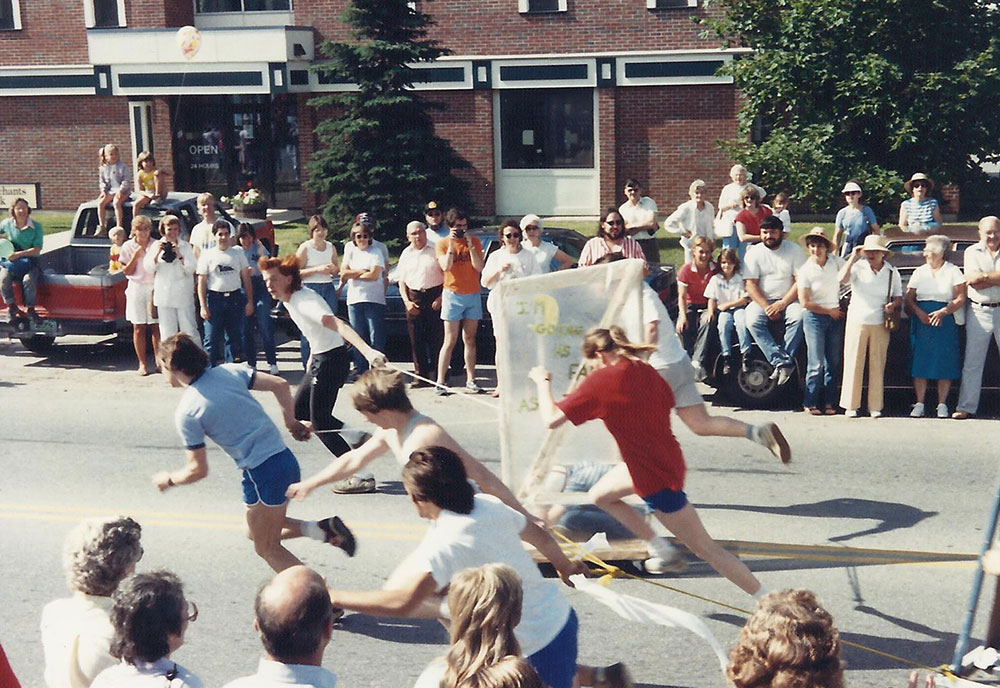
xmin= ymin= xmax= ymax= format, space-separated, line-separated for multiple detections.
xmin=1 ymin=334 xmax=998 ymax=688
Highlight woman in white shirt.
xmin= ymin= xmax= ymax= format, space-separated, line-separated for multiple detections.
xmin=295 ymin=215 xmax=339 ymax=367
xmin=520 ymin=214 xmax=574 ymax=273
xmin=145 ymin=214 xmax=197 ymax=342
xmin=664 ymin=179 xmax=715 ymax=265
xmin=341 ymin=222 xmax=386 ymax=374
xmin=796 ymin=228 xmax=845 ymax=415
xmin=837 ymin=235 xmax=902 ymax=418
xmin=904 ymin=235 xmax=966 ymax=418
xmin=715 ymin=164 xmax=765 ymax=254
xmin=196 ymin=220 xmax=253 ymax=366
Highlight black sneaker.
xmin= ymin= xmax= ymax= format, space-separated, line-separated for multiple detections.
xmin=318 ymin=516 xmax=356 ymax=557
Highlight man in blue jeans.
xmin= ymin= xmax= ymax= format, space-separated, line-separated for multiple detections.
xmin=743 ymin=215 xmax=806 ymax=385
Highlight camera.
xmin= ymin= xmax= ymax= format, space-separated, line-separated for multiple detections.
xmin=454 ymin=228 xmax=466 ymax=239
xmin=161 ymin=241 xmax=177 ymax=263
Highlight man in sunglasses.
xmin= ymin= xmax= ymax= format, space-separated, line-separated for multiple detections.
xmin=423 ymin=201 xmax=449 ymax=244
xmin=579 ymin=207 xmax=647 ymax=270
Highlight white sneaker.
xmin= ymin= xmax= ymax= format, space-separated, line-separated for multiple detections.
xmin=910 ymin=402 xmax=925 ymax=418
xmin=845 ymin=409 xmax=858 ymax=418
xmin=269 ymin=363 xmax=280 ymax=375
xmin=643 ymin=551 xmax=688 ymax=574
xmin=937 ymin=403 xmax=949 ymax=419
xmin=870 ymin=410 xmax=882 ymax=419
xmin=775 ymin=365 xmax=793 ymax=386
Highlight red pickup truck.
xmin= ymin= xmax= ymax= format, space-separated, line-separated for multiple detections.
xmin=0 ymin=193 xmax=273 ymax=352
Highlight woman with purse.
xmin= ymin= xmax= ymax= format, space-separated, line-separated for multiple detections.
xmin=837 ymin=235 xmax=902 ymax=418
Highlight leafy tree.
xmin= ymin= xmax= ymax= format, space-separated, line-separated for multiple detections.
xmin=307 ymin=0 xmax=469 ymax=242
xmin=702 ymin=0 xmax=1000 ymax=218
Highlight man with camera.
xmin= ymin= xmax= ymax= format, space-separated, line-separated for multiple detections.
xmin=434 ymin=207 xmax=485 ymax=395
xmin=146 ymin=214 xmax=198 ymax=341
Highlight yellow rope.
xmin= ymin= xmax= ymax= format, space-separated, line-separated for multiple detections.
xmin=552 ymin=531 xmax=969 ymax=684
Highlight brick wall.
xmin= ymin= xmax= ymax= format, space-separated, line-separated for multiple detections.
xmin=613 ymin=84 xmax=738 ymax=213
xmin=0 ymin=96 xmax=133 ymax=209
xmin=0 ymin=2 xmax=90 ymax=66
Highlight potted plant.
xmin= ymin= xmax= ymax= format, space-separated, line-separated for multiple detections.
xmin=222 ymin=188 xmax=268 ymax=219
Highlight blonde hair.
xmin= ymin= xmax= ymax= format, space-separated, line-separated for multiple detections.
xmin=581 ymin=325 xmax=657 ymax=361
xmin=443 ymin=564 xmax=523 ymax=688
xmin=196 ymin=192 xmax=214 ymax=206
xmin=131 ymin=215 xmax=152 ymax=237
xmin=727 ymin=589 xmax=844 ymax=688
xmin=691 ymin=235 xmax=714 ymax=252
xmin=63 ymin=516 xmax=143 ymax=596
xmin=466 ymin=656 xmax=543 ymax=688
xmin=100 ymin=144 xmax=119 ymax=166
xmin=109 ymin=226 xmax=127 ymax=243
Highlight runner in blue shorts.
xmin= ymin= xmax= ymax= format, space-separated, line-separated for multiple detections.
xmin=152 ymin=332 xmax=356 ymax=572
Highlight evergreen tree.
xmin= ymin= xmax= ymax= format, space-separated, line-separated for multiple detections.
xmin=702 ymin=0 xmax=1000 ymax=217
xmin=307 ymin=0 xmax=470 ymax=242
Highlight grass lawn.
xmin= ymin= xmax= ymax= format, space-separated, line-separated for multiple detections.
xmin=34 ymin=210 xmax=77 ymax=235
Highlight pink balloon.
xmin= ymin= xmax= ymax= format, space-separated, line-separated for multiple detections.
xmin=176 ymin=26 xmax=201 ymax=61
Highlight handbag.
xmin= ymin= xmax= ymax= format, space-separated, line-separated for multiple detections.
xmin=884 ymin=267 xmax=901 ymax=332
xmin=713 ymin=214 xmax=734 ymax=239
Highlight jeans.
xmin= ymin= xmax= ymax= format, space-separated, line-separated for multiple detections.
xmin=347 ymin=301 xmax=386 ymax=373
xmin=745 ymin=300 xmax=804 ymax=368
xmin=294 ymin=346 xmax=351 ymax=457
xmin=243 ymin=276 xmax=277 ymax=366
xmin=300 ymin=282 xmax=337 ymax=367
xmin=680 ymin=304 xmax=712 ymax=368
xmin=204 ymin=290 xmax=245 ymax=366
xmin=0 ymin=258 xmax=40 ymax=307
xmin=802 ymin=311 xmax=844 ymax=408
xmin=717 ymin=308 xmax=750 ymax=357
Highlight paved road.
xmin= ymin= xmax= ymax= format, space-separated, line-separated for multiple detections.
xmin=1 ymin=335 xmax=997 ymax=688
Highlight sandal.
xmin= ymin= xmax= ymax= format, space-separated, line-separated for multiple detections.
xmin=804 ymin=407 xmax=822 ymax=416
xmin=824 ymin=407 xmax=837 ymax=415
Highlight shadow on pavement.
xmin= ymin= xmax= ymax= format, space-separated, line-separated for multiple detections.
xmin=337 ymin=613 xmax=447 ymax=645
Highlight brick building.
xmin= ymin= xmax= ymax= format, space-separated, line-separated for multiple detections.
xmin=0 ymin=0 xmax=744 ymax=217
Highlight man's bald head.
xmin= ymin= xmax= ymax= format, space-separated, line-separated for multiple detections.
xmin=254 ymin=565 xmax=333 ymax=665
xmin=979 ymin=216 xmax=1000 ymax=233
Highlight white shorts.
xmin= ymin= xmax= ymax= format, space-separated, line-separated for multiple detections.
xmin=125 ymin=281 xmax=158 ymax=325
xmin=658 ymin=358 xmax=703 ymax=409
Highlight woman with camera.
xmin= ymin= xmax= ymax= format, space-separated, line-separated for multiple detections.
xmin=145 ymin=214 xmax=197 ymax=341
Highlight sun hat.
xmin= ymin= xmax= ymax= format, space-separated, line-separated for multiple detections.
xmin=841 ymin=181 xmax=863 ymax=194
xmin=904 ymin=173 xmax=935 ymax=193
xmin=519 ymin=214 xmax=543 ymax=231
xmin=860 ymin=234 xmax=893 ymax=256
xmin=799 ymin=227 xmax=836 ymax=252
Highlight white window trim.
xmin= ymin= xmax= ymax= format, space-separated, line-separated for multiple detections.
xmin=647 ymin=0 xmax=697 ymax=8
xmin=518 ymin=0 xmax=568 ymax=13
xmin=83 ymin=0 xmax=127 ymax=28
xmin=3 ymin=0 xmax=22 ymax=30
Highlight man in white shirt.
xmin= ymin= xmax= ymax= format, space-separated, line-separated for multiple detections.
xmin=743 ymin=215 xmax=806 ymax=385
xmin=395 ymin=221 xmax=445 ymax=383
xmin=618 ymin=178 xmax=659 ymax=261
xmin=223 ymin=566 xmax=338 ymax=688
xmin=955 ymin=216 xmax=1000 ymax=419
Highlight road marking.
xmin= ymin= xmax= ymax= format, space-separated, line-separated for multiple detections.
xmin=0 ymin=502 xmax=981 ymax=567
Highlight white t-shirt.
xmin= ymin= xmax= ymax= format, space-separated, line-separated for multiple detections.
xmin=639 ymin=283 xmax=686 ymax=369
xmin=299 ymin=240 xmax=335 ymax=285
xmin=908 ymin=262 xmax=965 ymax=302
xmin=41 ymin=593 xmax=116 ymax=688
xmin=188 ymin=219 xmax=230 ymax=254
xmin=523 ymin=240 xmax=559 ymax=273
xmin=197 ymin=246 xmax=248 ymax=293
xmin=846 ymin=260 xmax=902 ymax=325
xmin=743 ymin=241 xmax=806 ymax=301
xmin=91 ymin=659 xmax=203 ymax=688
xmin=343 ymin=238 xmax=389 ymax=268
xmin=482 ymin=248 xmax=541 ymax=314
xmin=345 ymin=247 xmax=387 ymax=305
xmin=704 ymin=272 xmax=746 ymax=306
xmin=618 ymin=196 xmax=658 ymax=240
xmin=409 ymin=494 xmax=572 ymax=657
xmin=797 ymin=256 xmax=844 ymax=309
xmin=285 ymin=287 xmax=345 ymax=355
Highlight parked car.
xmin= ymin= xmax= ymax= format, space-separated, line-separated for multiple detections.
xmin=0 ymin=193 xmax=272 ymax=352
xmin=273 ymin=227 xmax=678 ymax=362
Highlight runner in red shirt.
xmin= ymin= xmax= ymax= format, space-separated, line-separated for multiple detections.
xmin=530 ymin=326 xmax=764 ymax=596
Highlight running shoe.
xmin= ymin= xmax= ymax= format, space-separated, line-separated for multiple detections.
xmin=465 ymin=381 xmax=484 ymax=394
xmin=435 ymin=384 xmax=451 ymax=397
xmin=268 ymin=363 xmax=280 ymax=375
xmin=755 ymin=422 xmax=791 ymax=464
xmin=643 ymin=551 xmax=688 ymax=574
xmin=910 ymin=402 xmax=925 ymax=418
xmin=317 ymin=516 xmax=356 ymax=556
xmin=331 ymin=475 xmax=376 ymax=495
xmin=594 ymin=662 xmax=634 ymax=688
xmin=936 ymin=403 xmax=949 ymax=419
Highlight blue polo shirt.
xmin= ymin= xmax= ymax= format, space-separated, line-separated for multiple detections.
xmin=174 ymin=364 xmax=287 ymax=470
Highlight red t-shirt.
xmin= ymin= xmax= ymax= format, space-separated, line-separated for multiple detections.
xmin=734 ymin=206 xmax=773 ymax=238
xmin=556 ymin=358 xmax=685 ymax=496
xmin=677 ymin=261 xmax=717 ymax=306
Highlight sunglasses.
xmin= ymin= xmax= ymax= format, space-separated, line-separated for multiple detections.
xmin=187 ymin=601 xmax=199 ymax=623
xmin=525 ymin=225 xmax=541 ymax=231
xmin=912 ymin=181 xmax=928 ymax=188
xmin=354 ymin=233 xmax=371 ymax=239
xmin=844 ymin=191 xmax=861 ymax=196
xmin=606 ymin=219 xmax=625 ymax=226
xmin=503 ymin=233 xmax=522 ymax=240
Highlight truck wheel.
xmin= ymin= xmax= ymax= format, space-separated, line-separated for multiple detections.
xmin=726 ymin=356 xmax=783 ymax=408
xmin=18 ymin=334 xmax=56 ymax=353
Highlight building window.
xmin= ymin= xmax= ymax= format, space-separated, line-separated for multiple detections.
xmin=196 ymin=0 xmax=291 ymax=11
xmin=646 ymin=0 xmax=696 ymax=8
xmin=500 ymin=88 xmax=593 ymax=169
xmin=0 ymin=0 xmax=22 ymax=30
xmin=518 ymin=0 xmax=567 ymax=13
xmin=84 ymin=0 xmax=126 ymax=27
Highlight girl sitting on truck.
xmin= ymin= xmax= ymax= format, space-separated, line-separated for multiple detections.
xmin=131 ymin=151 xmax=166 ymax=216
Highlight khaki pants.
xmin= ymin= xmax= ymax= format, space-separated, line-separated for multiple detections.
xmin=839 ymin=321 xmax=889 ymax=412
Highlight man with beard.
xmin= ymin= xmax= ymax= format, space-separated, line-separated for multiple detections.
xmin=579 ymin=207 xmax=647 ymax=268
xmin=743 ymin=215 xmax=806 ymax=385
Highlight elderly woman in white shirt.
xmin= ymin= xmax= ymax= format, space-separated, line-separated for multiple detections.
xmin=145 ymin=214 xmax=197 ymax=341
xmin=665 ymin=179 xmax=715 ymax=265
xmin=796 ymin=228 xmax=845 ymax=415
xmin=41 ymin=517 xmax=144 ymax=688
xmin=716 ymin=164 xmax=765 ymax=253
xmin=905 ymin=234 xmax=966 ymax=418
xmin=838 ymin=235 xmax=902 ymax=418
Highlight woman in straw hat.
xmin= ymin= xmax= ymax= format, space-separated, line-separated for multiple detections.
xmin=797 ymin=228 xmax=845 ymax=415
xmin=899 ymin=173 xmax=942 ymax=233
xmin=837 ymin=235 xmax=902 ymax=418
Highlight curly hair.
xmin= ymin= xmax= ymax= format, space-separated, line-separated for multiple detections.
xmin=443 ymin=564 xmax=523 ymax=688
xmin=63 ymin=516 xmax=143 ymax=596
xmin=110 ymin=570 xmax=187 ymax=664
xmin=727 ymin=589 xmax=844 ymax=688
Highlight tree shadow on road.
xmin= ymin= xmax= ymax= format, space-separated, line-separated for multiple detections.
xmin=695 ymin=497 xmax=937 ymax=543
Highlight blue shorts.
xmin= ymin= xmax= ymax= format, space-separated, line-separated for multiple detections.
xmin=527 ymin=609 xmax=578 ymax=688
xmin=241 ymin=448 xmax=301 ymax=507
xmin=641 ymin=486 xmax=688 ymax=514
xmin=441 ymin=290 xmax=482 ymax=322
